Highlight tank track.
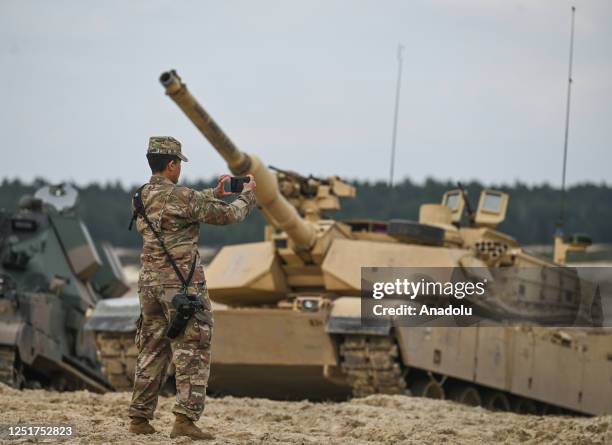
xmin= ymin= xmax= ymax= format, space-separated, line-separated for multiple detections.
xmin=0 ymin=346 xmax=21 ymax=388
xmin=93 ymin=332 xmax=138 ymax=391
xmin=340 ymin=335 xmax=408 ymax=397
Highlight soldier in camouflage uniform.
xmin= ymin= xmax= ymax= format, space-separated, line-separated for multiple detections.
xmin=128 ymin=136 xmax=256 ymax=440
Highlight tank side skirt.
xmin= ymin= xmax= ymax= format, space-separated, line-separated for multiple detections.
xmin=339 ymin=333 xmax=590 ymax=415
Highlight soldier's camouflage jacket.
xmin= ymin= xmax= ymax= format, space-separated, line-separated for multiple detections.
xmin=134 ymin=175 xmax=256 ymax=286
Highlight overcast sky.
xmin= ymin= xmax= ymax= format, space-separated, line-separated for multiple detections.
xmin=0 ymin=0 xmax=610 ymax=187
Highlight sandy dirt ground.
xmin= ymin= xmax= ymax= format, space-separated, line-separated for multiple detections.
xmin=0 ymin=384 xmax=610 ymax=445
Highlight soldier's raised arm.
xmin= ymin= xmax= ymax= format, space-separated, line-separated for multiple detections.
xmin=197 ymin=188 xmax=216 ymax=200
xmin=189 ymin=188 xmax=256 ymax=225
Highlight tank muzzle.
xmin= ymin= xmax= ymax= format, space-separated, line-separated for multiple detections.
xmin=159 ymin=70 xmax=183 ymax=94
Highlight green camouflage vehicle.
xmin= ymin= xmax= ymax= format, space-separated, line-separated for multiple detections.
xmin=0 ymin=184 xmax=128 ymax=391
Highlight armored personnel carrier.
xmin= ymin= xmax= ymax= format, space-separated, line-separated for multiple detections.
xmin=0 ymin=184 xmax=129 ymax=391
xmin=88 ymin=71 xmax=610 ymax=415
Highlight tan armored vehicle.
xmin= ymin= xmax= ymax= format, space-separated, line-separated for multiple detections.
xmin=87 ymin=71 xmax=611 ymax=415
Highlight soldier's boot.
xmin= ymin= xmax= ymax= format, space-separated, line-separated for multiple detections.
xmin=128 ymin=417 xmax=156 ymax=435
xmin=170 ymin=413 xmax=214 ymax=440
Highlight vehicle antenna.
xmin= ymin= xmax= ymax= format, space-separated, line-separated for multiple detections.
xmin=389 ymin=44 xmax=404 ymax=187
xmin=558 ymin=6 xmax=576 ymax=235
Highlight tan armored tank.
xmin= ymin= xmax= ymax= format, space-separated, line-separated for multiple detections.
xmin=88 ymin=70 xmax=611 ymax=415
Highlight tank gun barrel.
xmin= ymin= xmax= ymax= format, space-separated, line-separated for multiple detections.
xmin=159 ymin=70 xmax=316 ymax=250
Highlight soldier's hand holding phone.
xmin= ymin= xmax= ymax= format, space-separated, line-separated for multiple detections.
xmin=214 ymin=174 xmax=233 ymax=198
xmin=215 ymin=174 xmax=256 ymax=198
xmin=242 ymin=174 xmax=256 ymax=193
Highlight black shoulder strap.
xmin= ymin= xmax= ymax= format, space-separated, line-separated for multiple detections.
xmin=128 ymin=184 xmax=147 ymax=231
xmin=131 ymin=184 xmax=197 ymax=290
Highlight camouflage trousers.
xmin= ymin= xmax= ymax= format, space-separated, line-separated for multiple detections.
xmin=128 ymin=284 xmax=213 ymax=421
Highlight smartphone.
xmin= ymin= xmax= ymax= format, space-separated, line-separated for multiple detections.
xmin=224 ymin=176 xmax=251 ymax=193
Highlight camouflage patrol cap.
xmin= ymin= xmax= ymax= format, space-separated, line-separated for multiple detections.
xmin=147 ymin=136 xmax=188 ymax=162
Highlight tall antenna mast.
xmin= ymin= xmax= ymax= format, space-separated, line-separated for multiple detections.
xmin=558 ymin=6 xmax=576 ymax=233
xmin=389 ymin=44 xmax=404 ymax=187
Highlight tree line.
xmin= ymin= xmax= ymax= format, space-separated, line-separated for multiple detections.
xmin=1 ymin=177 xmax=610 ymax=248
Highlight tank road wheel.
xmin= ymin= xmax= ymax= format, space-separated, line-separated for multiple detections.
xmin=340 ymin=335 xmax=408 ymax=397
xmin=513 ymin=398 xmax=539 ymax=415
xmin=0 ymin=346 xmax=25 ymax=389
xmin=410 ymin=378 xmax=445 ymax=399
xmin=449 ymin=385 xmax=481 ymax=406
xmin=483 ymin=391 xmax=511 ymax=412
